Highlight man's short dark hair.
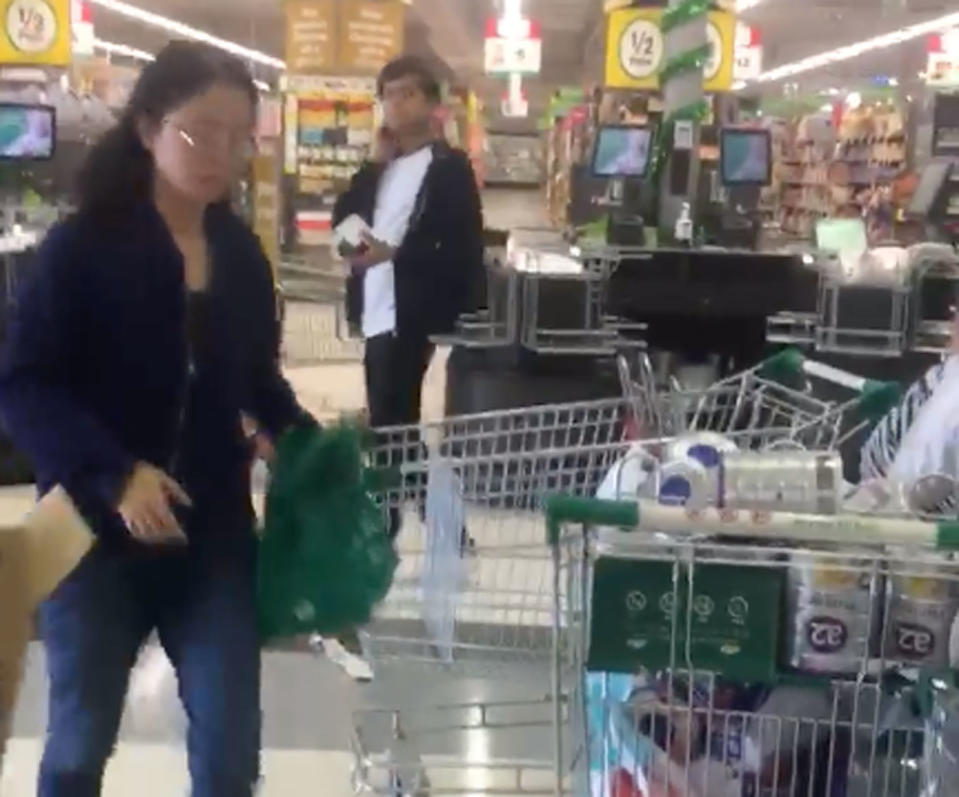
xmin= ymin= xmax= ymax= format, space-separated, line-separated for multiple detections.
xmin=377 ymin=55 xmax=441 ymax=103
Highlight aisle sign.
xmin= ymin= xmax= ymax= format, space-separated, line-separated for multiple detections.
xmin=338 ymin=0 xmax=403 ymax=74
xmin=0 ymin=0 xmax=71 ymax=66
xmin=285 ymin=0 xmax=335 ymax=74
xmin=734 ymin=22 xmax=762 ymax=81
xmin=484 ymin=17 xmax=542 ymax=75
xmin=926 ymin=29 xmax=959 ymax=88
xmin=484 ymin=37 xmax=542 ymax=74
xmin=71 ymin=0 xmax=92 ymax=57
xmin=605 ymin=7 xmax=735 ymax=92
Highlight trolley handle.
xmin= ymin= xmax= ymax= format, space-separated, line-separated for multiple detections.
xmin=760 ymin=348 xmax=901 ymax=421
xmin=545 ymin=495 xmax=638 ymax=546
xmin=636 ymin=499 xmax=959 ymax=551
xmin=544 ymin=492 xmax=959 ymax=551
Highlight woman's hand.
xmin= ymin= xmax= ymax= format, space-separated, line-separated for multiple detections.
xmin=242 ymin=413 xmax=277 ymax=463
xmin=117 ymin=462 xmax=191 ymax=544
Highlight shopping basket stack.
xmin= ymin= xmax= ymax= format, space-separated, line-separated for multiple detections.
xmin=350 ymin=349 xmax=901 ymax=795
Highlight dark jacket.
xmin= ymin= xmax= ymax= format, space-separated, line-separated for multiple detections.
xmin=333 ymin=140 xmax=484 ymax=338
xmin=0 ymin=202 xmax=305 ymax=546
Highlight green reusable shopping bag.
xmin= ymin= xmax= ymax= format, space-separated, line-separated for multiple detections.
xmin=256 ymin=421 xmax=398 ymax=642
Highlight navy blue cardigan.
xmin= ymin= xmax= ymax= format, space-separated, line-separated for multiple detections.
xmin=0 ymin=202 xmax=304 ymax=545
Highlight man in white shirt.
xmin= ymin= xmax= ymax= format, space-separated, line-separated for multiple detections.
xmin=326 ymin=56 xmax=484 ymax=680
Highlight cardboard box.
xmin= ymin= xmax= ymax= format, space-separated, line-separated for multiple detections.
xmin=0 ymin=488 xmax=94 ymax=772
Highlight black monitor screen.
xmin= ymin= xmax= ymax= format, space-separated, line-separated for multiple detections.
xmin=592 ymin=126 xmax=653 ymax=178
xmin=720 ymin=127 xmax=771 ymax=186
xmin=908 ymin=160 xmax=952 ymax=217
xmin=0 ymin=104 xmax=55 ymax=160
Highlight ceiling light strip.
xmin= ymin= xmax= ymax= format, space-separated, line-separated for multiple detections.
xmin=93 ymin=37 xmax=154 ymax=62
xmin=757 ymin=9 xmax=959 ymax=82
xmin=87 ymin=0 xmax=285 ymax=70
xmin=93 ymin=37 xmax=273 ymax=92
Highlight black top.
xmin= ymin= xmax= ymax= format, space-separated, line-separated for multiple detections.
xmin=0 ymin=202 xmax=308 ymax=547
xmin=185 ymin=289 xmax=212 ymax=369
xmin=333 ymin=141 xmax=485 ymax=338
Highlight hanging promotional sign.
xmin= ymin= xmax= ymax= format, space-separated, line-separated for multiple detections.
xmin=70 ymin=0 xmax=91 ymax=57
xmin=734 ymin=22 xmax=762 ymax=81
xmin=0 ymin=0 xmax=71 ymax=66
xmin=484 ymin=17 xmax=542 ymax=75
xmin=926 ymin=29 xmax=959 ymax=88
xmin=604 ymin=6 xmax=735 ymax=92
xmin=338 ymin=0 xmax=403 ymax=74
xmin=285 ymin=0 xmax=336 ymax=74
xmin=284 ymin=0 xmax=403 ymax=76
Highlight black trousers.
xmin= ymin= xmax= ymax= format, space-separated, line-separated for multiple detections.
xmin=364 ymin=332 xmax=434 ymax=539
xmin=363 ymin=332 xmax=435 ymax=428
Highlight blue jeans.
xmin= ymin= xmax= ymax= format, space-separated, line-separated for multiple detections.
xmin=37 ymin=542 xmax=260 ymax=797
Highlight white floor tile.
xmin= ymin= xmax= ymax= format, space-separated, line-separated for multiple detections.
xmin=1 ymin=740 xmax=355 ymax=796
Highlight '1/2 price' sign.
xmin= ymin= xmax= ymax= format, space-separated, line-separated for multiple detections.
xmin=605 ymin=6 xmax=734 ymax=92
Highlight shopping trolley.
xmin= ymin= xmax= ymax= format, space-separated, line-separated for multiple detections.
xmin=351 ymin=398 xmax=636 ymax=795
xmin=349 ymin=351 xmax=901 ymax=794
xmin=618 ymin=347 xmax=901 ymax=452
xmin=545 ymin=490 xmax=959 ymax=797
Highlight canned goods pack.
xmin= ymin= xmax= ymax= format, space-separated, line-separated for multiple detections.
xmin=654 ymin=435 xmax=844 ymax=517
xmin=883 ymin=562 xmax=959 ymax=668
xmin=721 ymin=451 xmax=844 ymax=515
xmin=785 ymin=551 xmax=883 ymax=675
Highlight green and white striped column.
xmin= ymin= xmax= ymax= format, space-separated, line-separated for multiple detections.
xmin=655 ymin=0 xmax=712 ymax=242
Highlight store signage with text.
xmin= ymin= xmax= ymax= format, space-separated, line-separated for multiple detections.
xmin=338 ymin=0 xmax=403 ymax=74
xmin=926 ymin=29 xmax=959 ymax=89
xmin=734 ymin=22 xmax=762 ymax=81
xmin=285 ymin=0 xmax=335 ymax=74
xmin=70 ymin=0 xmax=92 ymax=57
xmin=501 ymin=88 xmax=528 ymax=118
xmin=284 ymin=0 xmax=404 ymax=76
xmin=0 ymin=0 xmax=71 ymax=66
xmin=604 ymin=7 xmax=735 ymax=92
xmin=484 ymin=17 xmax=541 ymax=75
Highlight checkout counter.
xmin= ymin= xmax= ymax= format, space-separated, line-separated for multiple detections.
xmin=442 ymin=125 xmax=959 ymax=429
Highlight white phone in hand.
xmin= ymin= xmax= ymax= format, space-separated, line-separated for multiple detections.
xmin=333 ymin=214 xmax=373 ymax=260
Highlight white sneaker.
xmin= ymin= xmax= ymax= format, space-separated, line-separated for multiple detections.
xmin=315 ymin=635 xmax=374 ymax=681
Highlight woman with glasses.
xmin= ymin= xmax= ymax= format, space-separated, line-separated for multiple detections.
xmin=0 ymin=41 xmax=310 ymax=796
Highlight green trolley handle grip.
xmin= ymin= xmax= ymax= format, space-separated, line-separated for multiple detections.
xmin=545 ymin=495 xmax=639 ymax=546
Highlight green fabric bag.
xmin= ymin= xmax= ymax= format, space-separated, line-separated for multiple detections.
xmin=257 ymin=421 xmax=398 ymax=642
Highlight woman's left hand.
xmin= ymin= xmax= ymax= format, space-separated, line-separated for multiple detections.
xmin=242 ymin=413 xmax=276 ymax=463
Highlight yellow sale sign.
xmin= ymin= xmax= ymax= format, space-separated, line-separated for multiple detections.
xmin=0 ymin=0 xmax=71 ymax=66
xmin=605 ymin=7 xmax=736 ymax=93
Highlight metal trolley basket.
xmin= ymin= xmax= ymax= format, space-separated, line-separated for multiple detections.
xmin=545 ymin=492 xmax=959 ymax=797
xmin=349 ymin=352 xmax=900 ymax=795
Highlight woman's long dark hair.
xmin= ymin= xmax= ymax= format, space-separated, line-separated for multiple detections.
xmin=77 ymin=40 xmax=257 ymax=218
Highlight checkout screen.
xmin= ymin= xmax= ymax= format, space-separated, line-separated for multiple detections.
xmin=721 ymin=129 xmax=770 ymax=184
xmin=593 ymin=127 xmax=652 ymax=178
xmin=0 ymin=105 xmax=54 ymax=159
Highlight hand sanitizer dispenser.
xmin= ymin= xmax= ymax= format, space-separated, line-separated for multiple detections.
xmin=675 ymin=201 xmax=693 ymax=246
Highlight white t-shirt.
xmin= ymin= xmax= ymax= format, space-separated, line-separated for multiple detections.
xmin=362 ymin=146 xmax=433 ymax=338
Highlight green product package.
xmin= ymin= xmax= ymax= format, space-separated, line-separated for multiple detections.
xmin=257 ymin=422 xmax=398 ymax=642
xmin=587 ymin=557 xmax=783 ymax=682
